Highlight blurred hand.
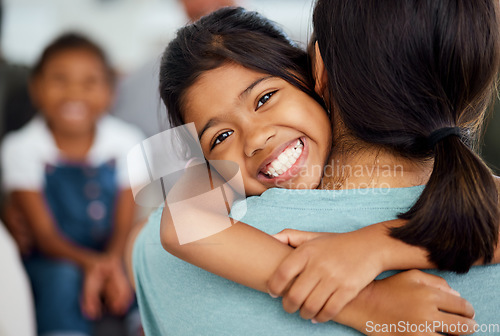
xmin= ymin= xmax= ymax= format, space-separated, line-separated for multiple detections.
xmin=103 ymin=260 xmax=134 ymax=316
xmin=81 ymin=261 xmax=107 ymax=320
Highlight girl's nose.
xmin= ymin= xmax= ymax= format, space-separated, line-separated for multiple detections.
xmin=243 ymin=125 xmax=276 ymax=157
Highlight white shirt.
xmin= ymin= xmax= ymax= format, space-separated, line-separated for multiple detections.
xmin=1 ymin=114 xmax=144 ymax=192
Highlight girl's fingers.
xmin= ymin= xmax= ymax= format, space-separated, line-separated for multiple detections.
xmin=267 ymin=250 xmax=307 ymax=297
xmin=313 ymin=286 xmax=358 ymax=323
xmin=298 ymin=279 xmax=336 ymax=320
xmin=434 ymin=312 xmax=477 ymax=335
xmin=435 ymin=290 xmax=475 ymax=318
xmin=272 ymin=229 xmax=323 ymax=247
xmin=272 ymin=229 xmax=295 ymax=245
xmin=81 ymin=291 xmax=102 ymax=320
xmin=281 ymin=272 xmax=320 ymax=314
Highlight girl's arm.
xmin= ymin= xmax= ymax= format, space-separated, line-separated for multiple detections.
xmin=11 ymin=190 xmax=104 ymax=269
xmin=161 ymin=207 xmax=476 ymax=335
xmin=13 ymin=189 xmax=134 ymax=318
xmin=161 ymin=162 xmax=290 ymax=291
xmin=160 ymin=166 xmax=475 ymax=333
xmin=162 ymin=165 xmax=429 ymax=304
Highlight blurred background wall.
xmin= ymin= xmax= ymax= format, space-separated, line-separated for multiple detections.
xmin=1 ymin=0 xmax=498 ymax=173
xmin=1 ymin=0 xmax=314 ymax=73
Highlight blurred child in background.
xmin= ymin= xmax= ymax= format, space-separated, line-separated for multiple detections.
xmin=1 ymin=33 xmax=143 ymax=336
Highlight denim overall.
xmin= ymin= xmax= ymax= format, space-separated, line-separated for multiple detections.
xmin=24 ymin=160 xmax=117 ymax=335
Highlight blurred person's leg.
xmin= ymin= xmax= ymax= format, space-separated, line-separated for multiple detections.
xmin=0 ymin=222 xmax=36 ymax=336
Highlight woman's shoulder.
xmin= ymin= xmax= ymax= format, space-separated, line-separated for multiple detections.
xmin=250 ymin=185 xmax=426 ymax=210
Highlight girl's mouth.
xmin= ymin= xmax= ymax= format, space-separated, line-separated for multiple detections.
xmin=260 ymin=138 xmax=304 ymax=179
xmin=60 ymin=101 xmax=88 ymax=121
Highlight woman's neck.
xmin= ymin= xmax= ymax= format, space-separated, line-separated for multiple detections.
xmin=319 ymin=128 xmax=433 ymax=190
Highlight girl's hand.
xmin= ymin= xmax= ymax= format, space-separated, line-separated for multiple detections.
xmin=81 ymin=261 xmax=107 ymax=320
xmin=103 ymin=261 xmax=134 ymax=316
xmin=267 ymin=228 xmax=390 ymax=321
xmin=345 ymin=270 xmax=476 ymax=336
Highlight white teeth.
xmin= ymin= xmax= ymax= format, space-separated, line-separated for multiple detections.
xmin=262 ymin=139 xmax=304 ymax=178
xmin=61 ymin=101 xmax=88 ymax=121
xmin=278 ymin=153 xmax=288 ymax=164
xmin=271 ymin=160 xmax=284 ymax=171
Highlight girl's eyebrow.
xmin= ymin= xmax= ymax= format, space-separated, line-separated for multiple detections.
xmin=198 ymin=117 xmax=221 ymax=140
xmin=239 ymin=75 xmax=274 ymax=100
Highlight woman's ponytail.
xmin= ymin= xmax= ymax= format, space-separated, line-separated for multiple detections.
xmin=392 ymin=130 xmax=499 ymax=272
xmin=313 ymin=0 xmax=500 ymax=273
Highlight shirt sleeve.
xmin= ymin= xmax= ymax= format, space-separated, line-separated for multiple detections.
xmin=1 ymin=133 xmax=45 ymax=192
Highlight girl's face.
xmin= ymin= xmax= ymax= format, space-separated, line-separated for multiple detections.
xmin=30 ymin=48 xmax=113 ymax=137
xmin=184 ymin=63 xmax=332 ymax=196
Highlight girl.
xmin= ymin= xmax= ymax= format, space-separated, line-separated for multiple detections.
xmin=1 ymin=33 xmax=144 ymax=335
xmin=132 ymin=6 xmax=499 ymax=335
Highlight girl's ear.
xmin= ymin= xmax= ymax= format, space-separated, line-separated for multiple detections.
xmin=313 ymin=42 xmax=328 ymax=97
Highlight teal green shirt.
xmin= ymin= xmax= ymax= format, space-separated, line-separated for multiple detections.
xmin=133 ymin=186 xmax=500 ymax=335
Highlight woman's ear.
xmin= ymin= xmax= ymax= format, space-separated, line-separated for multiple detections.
xmin=313 ymin=42 xmax=328 ymax=97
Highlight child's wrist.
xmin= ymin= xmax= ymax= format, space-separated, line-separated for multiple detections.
xmin=373 ymin=222 xmax=403 ymax=272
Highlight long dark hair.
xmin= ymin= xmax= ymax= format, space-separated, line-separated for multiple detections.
xmin=314 ymin=0 xmax=500 ymax=272
xmin=159 ymin=6 xmax=321 ymax=128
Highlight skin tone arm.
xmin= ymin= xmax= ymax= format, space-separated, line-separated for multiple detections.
xmin=1 ymin=197 xmax=34 ymax=255
xmin=12 ymin=191 xmax=104 ymax=268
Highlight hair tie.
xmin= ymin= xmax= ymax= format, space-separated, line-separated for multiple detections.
xmin=427 ymin=127 xmax=461 ymax=149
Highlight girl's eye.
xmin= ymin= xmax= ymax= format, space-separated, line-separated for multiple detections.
xmin=256 ymin=90 xmax=278 ymax=109
xmin=211 ymin=130 xmax=234 ymax=149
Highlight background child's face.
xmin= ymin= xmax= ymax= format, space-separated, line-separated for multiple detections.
xmin=30 ymin=48 xmax=113 ymax=137
xmin=184 ymin=63 xmax=332 ymax=196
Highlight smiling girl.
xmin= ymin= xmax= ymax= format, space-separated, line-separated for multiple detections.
xmin=1 ymin=33 xmax=144 ymax=336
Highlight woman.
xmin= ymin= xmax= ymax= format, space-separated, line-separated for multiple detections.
xmin=131 ymin=3 xmax=500 ymax=335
